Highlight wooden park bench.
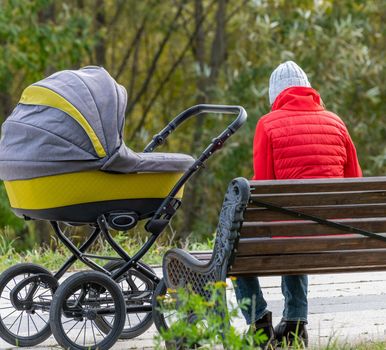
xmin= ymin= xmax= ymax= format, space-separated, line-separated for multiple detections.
xmin=162 ymin=176 xmax=386 ymax=301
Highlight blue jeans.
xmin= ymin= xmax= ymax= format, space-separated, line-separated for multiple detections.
xmin=233 ymin=275 xmax=308 ymax=324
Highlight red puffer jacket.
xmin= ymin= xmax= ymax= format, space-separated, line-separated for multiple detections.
xmin=253 ymin=86 xmax=362 ymax=180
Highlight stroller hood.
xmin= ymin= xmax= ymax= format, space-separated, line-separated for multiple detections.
xmin=0 ymin=66 xmax=194 ymax=180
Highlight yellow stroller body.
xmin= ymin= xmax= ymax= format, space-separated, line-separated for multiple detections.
xmin=5 ymin=171 xmax=184 ymax=222
xmin=0 ymin=67 xmax=247 ymax=350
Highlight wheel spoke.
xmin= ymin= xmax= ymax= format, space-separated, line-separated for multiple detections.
xmin=2 ymin=309 xmax=18 ymax=321
xmin=16 ymin=310 xmax=23 ymax=335
xmin=8 ymin=311 xmax=22 ymax=331
xmin=0 ymin=306 xmax=14 ymax=310
xmin=91 ymin=319 xmax=97 ymax=344
xmin=32 ymin=284 xmax=42 ymax=299
xmin=34 ymin=311 xmax=48 ymax=325
xmin=62 ymin=318 xmax=76 ymax=325
xmin=24 ymin=284 xmax=29 ymax=298
xmin=36 ymin=290 xmax=51 ymax=298
xmin=30 ymin=314 xmax=39 ymax=333
xmin=92 ymin=320 xmax=105 ymax=337
xmin=74 ymin=321 xmax=86 ymax=343
xmin=127 ymin=313 xmax=132 ymax=328
xmin=66 ymin=319 xmax=80 ymax=333
xmin=83 ymin=320 xmax=87 ymax=346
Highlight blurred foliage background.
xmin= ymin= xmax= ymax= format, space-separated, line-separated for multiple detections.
xmin=0 ymin=0 xmax=384 ymax=250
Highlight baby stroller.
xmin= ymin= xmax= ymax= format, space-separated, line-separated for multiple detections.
xmin=0 ymin=66 xmax=247 ymax=350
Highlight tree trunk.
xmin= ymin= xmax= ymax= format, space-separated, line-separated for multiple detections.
xmin=95 ymin=0 xmax=106 ymax=66
xmin=179 ymin=0 xmax=227 ymax=241
xmin=0 ymin=93 xmax=12 ymax=122
xmin=39 ymin=3 xmax=57 ymax=76
xmin=179 ymin=0 xmax=207 ymax=241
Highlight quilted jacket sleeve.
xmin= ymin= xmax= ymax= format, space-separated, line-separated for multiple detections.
xmin=252 ymin=119 xmax=275 ymax=180
xmin=344 ymin=131 xmax=362 ymax=178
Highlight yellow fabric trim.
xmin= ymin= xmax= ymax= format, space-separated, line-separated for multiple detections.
xmin=5 ymin=171 xmax=184 ymax=210
xmin=19 ymin=85 xmax=107 ymax=158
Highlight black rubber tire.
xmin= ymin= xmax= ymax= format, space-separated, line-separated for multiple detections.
xmin=50 ymin=271 xmax=126 ymax=350
xmin=152 ymin=279 xmax=215 ymax=350
xmin=152 ymin=278 xmax=169 ymax=333
xmin=153 ymin=278 xmax=191 ymax=333
xmin=95 ymin=260 xmax=155 ymax=339
xmin=152 ymin=278 xmax=186 ymax=350
xmin=0 ymin=263 xmax=53 ymax=347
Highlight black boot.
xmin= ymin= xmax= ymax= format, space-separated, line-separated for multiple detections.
xmin=249 ymin=311 xmax=275 ymax=349
xmin=274 ymin=319 xmax=308 ymax=347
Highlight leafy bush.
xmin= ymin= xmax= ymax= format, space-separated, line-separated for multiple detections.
xmin=154 ymin=281 xmax=268 ymax=350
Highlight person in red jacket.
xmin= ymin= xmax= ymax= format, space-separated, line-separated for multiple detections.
xmin=234 ymin=61 xmax=362 ymax=347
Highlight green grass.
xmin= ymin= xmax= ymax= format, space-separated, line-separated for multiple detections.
xmin=0 ymin=227 xmax=214 ymax=272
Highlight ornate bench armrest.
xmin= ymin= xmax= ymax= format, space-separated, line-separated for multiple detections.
xmin=162 ymin=177 xmax=250 ymax=298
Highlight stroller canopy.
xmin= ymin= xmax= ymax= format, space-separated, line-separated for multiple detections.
xmin=0 ymin=66 xmax=194 ymax=181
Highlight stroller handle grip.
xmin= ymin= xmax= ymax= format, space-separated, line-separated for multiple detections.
xmin=143 ymin=104 xmax=247 ymax=152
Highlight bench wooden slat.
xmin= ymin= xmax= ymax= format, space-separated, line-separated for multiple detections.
xmin=230 ymin=249 xmax=386 ymax=276
xmin=250 ymin=190 xmax=386 ymax=207
xmin=250 ymin=177 xmax=386 ymax=195
xmin=240 ymin=218 xmax=386 ymax=237
xmin=228 ymin=265 xmax=386 ymax=277
xmin=236 ymin=234 xmax=386 ymax=255
xmin=244 ymin=204 xmax=386 ymax=221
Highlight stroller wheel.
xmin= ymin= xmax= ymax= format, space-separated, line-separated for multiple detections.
xmin=153 ymin=279 xmax=176 ymax=332
xmin=153 ymin=279 xmax=204 ymax=350
xmin=0 ymin=263 xmax=54 ymax=347
xmin=95 ymin=260 xmax=155 ymax=339
xmin=49 ymin=271 xmax=126 ymax=350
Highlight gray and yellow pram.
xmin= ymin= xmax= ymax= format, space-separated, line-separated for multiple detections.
xmin=0 ymin=66 xmax=246 ymax=350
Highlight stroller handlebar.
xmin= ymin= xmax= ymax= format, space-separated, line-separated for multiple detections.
xmin=143 ymin=104 xmax=247 ymax=152
xmin=144 ymin=104 xmax=248 ymax=235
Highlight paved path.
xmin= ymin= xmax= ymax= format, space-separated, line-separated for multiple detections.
xmin=1 ymin=269 xmax=386 ymax=349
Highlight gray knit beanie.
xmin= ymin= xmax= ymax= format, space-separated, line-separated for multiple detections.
xmin=269 ymin=61 xmax=311 ymax=105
